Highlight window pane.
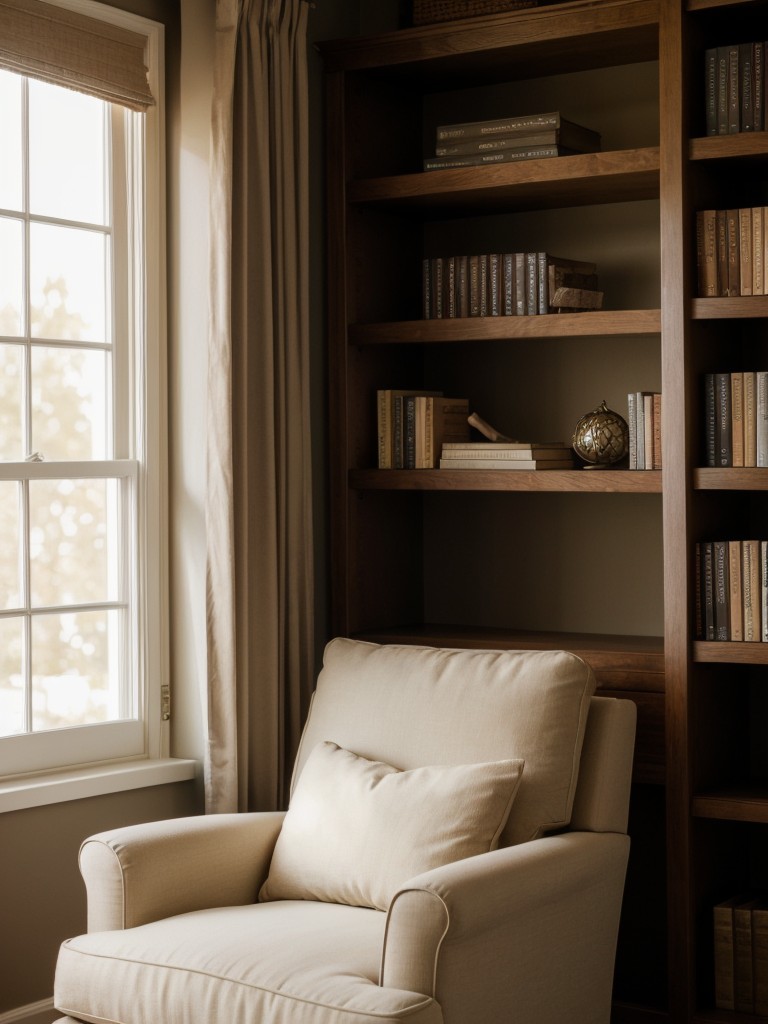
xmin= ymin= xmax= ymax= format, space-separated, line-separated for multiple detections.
xmin=28 ymin=79 xmax=106 ymax=226
xmin=31 ymin=346 xmax=110 ymax=460
xmin=0 ymin=343 xmax=24 ymax=459
xmin=0 ymin=217 xmax=24 ymax=337
xmin=30 ymin=223 xmax=108 ymax=343
xmin=0 ymin=71 xmax=22 ymax=212
xmin=29 ymin=478 xmax=118 ymax=608
xmin=0 ymin=481 xmax=22 ymax=609
xmin=31 ymin=609 xmax=121 ymax=730
xmin=0 ymin=616 xmax=24 ymax=737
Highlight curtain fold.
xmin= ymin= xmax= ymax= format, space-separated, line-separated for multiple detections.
xmin=206 ymin=0 xmax=314 ymax=814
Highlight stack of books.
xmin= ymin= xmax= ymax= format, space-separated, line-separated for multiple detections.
xmin=704 ymin=371 xmax=768 ymax=467
xmin=423 ymin=111 xmax=601 ymax=170
xmin=696 ymin=207 xmax=768 ymax=297
xmin=714 ymin=894 xmax=768 ymax=1014
xmin=439 ymin=441 xmax=576 ymax=470
xmin=627 ymin=391 xmax=662 ymax=470
xmin=705 ymin=42 xmax=765 ymax=135
xmin=377 ymin=390 xmax=470 ymax=469
xmin=696 ymin=540 xmax=768 ymax=641
xmin=423 ymin=252 xmax=601 ymax=318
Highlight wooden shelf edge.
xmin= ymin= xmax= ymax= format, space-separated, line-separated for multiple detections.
xmin=694 ymin=467 xmax=768 ymax=489
xmin=693 ymin=788 xmax=768 ymax=823
xmin=694 ymin=641 xmax=768 ymax=663
xmin=349 ymin=309 xmax=662 ymax=344
xmin=690 ymin=132 xmax=768 ymax=161
xmin=350 ymin=467 xmax=663 ymax=492
xmin=692 ymin=295 xmax=768 ymax=319
xmin=348 ymin=148 xmax=660 ymax=210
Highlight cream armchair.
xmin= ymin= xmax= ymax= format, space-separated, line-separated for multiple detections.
xmin=53 ymin=638 xmax=636 ymax=1024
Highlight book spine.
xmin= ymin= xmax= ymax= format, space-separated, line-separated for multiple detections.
xmin=514 ymin=253 xmax=526 ymax=316
xmin=488 ymin=253 xmax=501 ymax=316
xmin=743 ymin=540 xmax=759 ymax=641
xmin=627 ymin=392 xmax=638 ymax=470
xmin=744 ymin=371 xmax=757 ymax=466
xmin=503 ymin=253 xmax=514 ymax=316
xmin=458 ymin=254 xmax=469 ymax=317
xmin=740 ymin=42 xmax=755 ymax=131
xmin=763 ymin=542 xmax=768 ymax=643
xmin=739 ymin=207 xmax=753 ymax=294
xmin=432 ymin=257 xmax=444 ymax=318
xmin=758 ymin=371 xmax=768 ymax=466
xmin=703 ymin=542 xmax=715 ymax=641
xmin=436 ymin=111 xmax=561 ymax=140
xmin=469 ymin=255 xmax=480 ymax=316
xmin=728 ymin=44 xmax=740 ymax=133
xmin=734 ymin=900 xmax=755 ymax=1012
xmin=422 ymin=259 xmax=431 ymax=319
xmin=755 ymin=206 xmax=765 ymax=295
xmin=643 ymin=393 xmax=654 ymax=470
xmin=652 ymin=392 xmax=663 ymax=469
xmin=377 ymin=390 xmax=391 ymax=469
xmin=714 ymin=539 xmax=730 ymax=640
xmin=636 ymin=392 xmax=646 ymax=471
xmin=697 ymin=210 xmax=718 ymax=296
xmin=479 ymin=255 xmax=489 ymax=316
xmin=717 ymin=209 xmax=728 ymax=294
xmin=755 ymin=42 xmax=764 ymax=131
xmin=727 ymin=209 xmax=740 ymax=295
xmin=404 ymin=395 xmax=416 ymax=469
xmin=729 ymin=539 xmax=743 ymax=641
xmin=445 ymin=256 xmax=456 ymax=317
xmin=715 ymin=372 xmax=732 ymax=467
xmin=424 ymin=145 xmax=565 ymax=170
xmin=754 ymin=905 xmax=768 ymax=1014
xmin=526 ymin=252 xmax=537 ymax=315
xmin=714 ymin=900 xmax=735 ymax=1010
xmin=731 ymin=371 xmax=744 ymax=467
xmin=706 ymin=48 xmax=718 ymax=135
xmin=705 ymin=373 xmax=716 ymax=467
xmin=717 ymin=46 xmax=729 ymax=134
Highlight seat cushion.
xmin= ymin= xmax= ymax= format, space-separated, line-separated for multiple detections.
xmin=259 ymin=740 xmax=524 ymax=910
xmin=294 ymin=639 xmax=596 ymax=846
xmin=55 ymin=902 xmax=443 ymax=1024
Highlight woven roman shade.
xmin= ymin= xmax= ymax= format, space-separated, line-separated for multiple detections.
xmin=0 ymin=0 xmax=154 ymax=110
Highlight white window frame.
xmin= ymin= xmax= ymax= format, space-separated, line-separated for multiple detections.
xmin=0 ymin=0 xmax=194 ymax=808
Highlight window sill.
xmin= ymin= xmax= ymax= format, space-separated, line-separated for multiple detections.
xmin=0 ymin=757 xmax=198 ymax=813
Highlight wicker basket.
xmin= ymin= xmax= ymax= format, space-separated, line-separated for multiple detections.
xmin=412 ymin=0 xmax=538 ymax=25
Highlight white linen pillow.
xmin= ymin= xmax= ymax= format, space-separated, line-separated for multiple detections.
xmin=259 ymin=740 xmax=525 ymax=911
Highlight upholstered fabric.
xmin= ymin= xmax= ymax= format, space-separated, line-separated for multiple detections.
xmin=260 ymin=740 xmax=524 ymax=910
xmin=54 ymin=640 xmax=636 ymax=1024
xmin=294 ymin=639 xmax=596 ymax=846
xmin=55 ymin=901 xmax=443 ymax=1024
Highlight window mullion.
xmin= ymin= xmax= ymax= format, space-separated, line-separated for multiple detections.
xmin=19 ymin=478 xmax=32 ymax=734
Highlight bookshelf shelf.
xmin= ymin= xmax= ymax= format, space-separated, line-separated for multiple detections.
xmin=348 ymin=148 xmax=660 ymax=215
xmin=693 ymin=788 xmax=768 ymax=823
xmin=694 ymin=468 xmax=768 ymax=489
xmin=692 ymin=296 xmax=768 ymax=319
xmin=694 ymin=641 xmax=768 ymax=664
xmin=350 ymin=468 xmax=663 ymax=493
xmin=689 ymin=132 xmax=768 ymax=161
xmin=349 ymin=310 xmax=661 ymax=344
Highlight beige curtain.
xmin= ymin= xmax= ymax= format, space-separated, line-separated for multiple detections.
xmin=206 ymin=0 xmax=314 ymax=814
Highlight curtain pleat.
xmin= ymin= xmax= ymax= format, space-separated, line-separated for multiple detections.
xmin=206 ymin=0 xmax=314 ymax=813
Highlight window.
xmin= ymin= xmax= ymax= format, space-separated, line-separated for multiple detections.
xmin=0 ymin=0 xmax=167 ymax=780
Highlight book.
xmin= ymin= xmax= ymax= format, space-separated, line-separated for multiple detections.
xmin=697 ymin=210 xmax=718 ymax=296
xmin=734 ymin=897 xmax=757 ymax=1012
xmin=703 ymin=542 xmax=715 ymax=640
xmin=714 ymin=897 xmax=738 ymax=1009
xmin=743 ymin=539 xmax=761 ymax=641
xmin=652 ymin=392 xmax=663 ymax=469
xmin=441 ymin=443 xmax=571 ymax=460
xmin=705 ymin=48 xmax=718 ymax=135
xmin=705 ymin=373 xmax=717 ymax=466
xmin=744 ymin=371 xmax=757 ymax=466
xmin=715 ymin=372 xmax=732 ymax=466
xmin=439 ymin=457 xmax=575 ymax=470
xmin=434 ymin=125 xmax=601 ymax=157
xmin=418 ymin=396 xmax=470 ymax=468
xmin=731 ymin=371 xmax=744 ymax=467
xmin=753 ymin=899 xmax=768 ymax=1015
xmin=713 ymin=539 xmax=730 ymax=640
xmin=627 ymin=392 xmax=638 ymax=469
xmin=423 ymin=145 xmax=578 ymax=170
xmin=758 ymin=371 xmax=768 ymax=466
xmin=762 ymin=541 xmax=768 ymax=643
xmin=729 ymin=539 xmax=744 ymax=641
xmin=739 ymin=207 xmax=753 ymax=294
xmin=377 ymin=389 xmax=442 ymax=469
xmin=435 ymin=111 xmax=600 ymax=145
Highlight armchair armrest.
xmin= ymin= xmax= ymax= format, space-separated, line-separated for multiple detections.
xmin=381 ymin=831 xmax=629 ymax=1024
xmin=80 ymin=812 xmax=285 ymax=932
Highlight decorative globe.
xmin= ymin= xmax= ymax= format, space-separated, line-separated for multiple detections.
xmin=572 ymin=400 xmax=629 ymax=466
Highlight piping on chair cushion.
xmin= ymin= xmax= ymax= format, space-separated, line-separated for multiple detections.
xmin=259 ymin=741 xmax=525 ymax=910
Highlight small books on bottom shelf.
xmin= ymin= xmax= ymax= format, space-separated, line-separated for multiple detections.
xmin=377 ymin=390 xmax=470 ymax=469
xmin=714 ymin=895 xmax=768 ymax=1014
xmin=440 ymin=441 xmax=576 ymax=470
xmin=696 ymin=540 xmax=768 ymax=641
xmin=627 ymin=391 xmax=662 ymax=469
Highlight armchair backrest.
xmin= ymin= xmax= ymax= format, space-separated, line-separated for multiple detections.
xmin=293 ymin=639 xmax=632 ymax=847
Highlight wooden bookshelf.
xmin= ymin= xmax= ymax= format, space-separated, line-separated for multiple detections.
xmin=320 ymin=0 xmax=768 ymax=1019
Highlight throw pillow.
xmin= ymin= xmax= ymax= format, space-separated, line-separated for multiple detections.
xmin=259 ymin=740 xmax=525 ymax=911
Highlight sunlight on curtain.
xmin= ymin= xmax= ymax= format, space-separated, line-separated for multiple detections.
xmin=207 ymin=0 xmax=314 ymax=813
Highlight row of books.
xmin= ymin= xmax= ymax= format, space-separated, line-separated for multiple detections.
xmin=627 ymin=391 xmax=662 ymax=470
xmin=714 ymin=894 xmax=768 ymax=1014
xmin=424 ymin=111 xmax=601 ymax=171
xmin=704 ymin=371 xmax=768 ymax=468
xmin=696 ymin=540 xmax=768 ymax=642
xmin=422 ymin=252 xmax=601 ymax=319
xmin=705 ymin=42 xmax=765 ymax=136
xmin=376 ymin=391 xmax=470 ymax=469
xmin=439 ymin=440 xmax=575 ymax=470
xmin=696 ymin=207 xmax=768 ymax=297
